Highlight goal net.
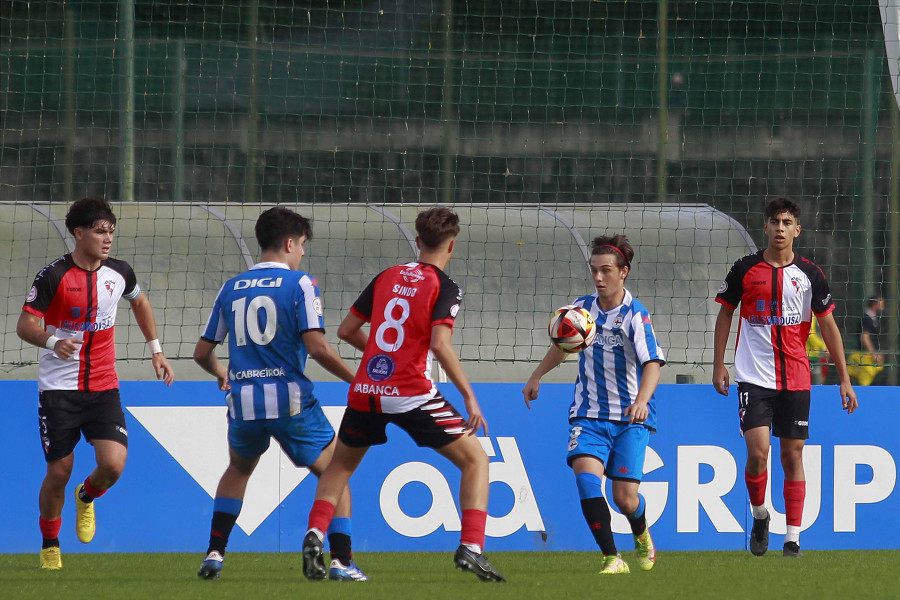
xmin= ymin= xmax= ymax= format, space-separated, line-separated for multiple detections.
xmin=1 ymin=1 xmax=897 ymax=384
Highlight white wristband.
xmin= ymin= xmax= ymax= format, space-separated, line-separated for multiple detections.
xmin=147 ymin=339 xmax=163 ymax=355
xmin=45 ymin=335 xmax=60 ymax=351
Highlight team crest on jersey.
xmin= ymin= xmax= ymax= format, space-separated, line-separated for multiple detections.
xmin=312 ymin=297 xmax=323 ymax=316
xmin=789 ymin=276 xmax=806 ymax=294
xmin=450 ymin=303 xmax=460 ymax=317
xmin=613 ymin=314 xmax=624 ymax=328
xmin=400 ymin=267 xmax=425 ymax=284
xmin=104 ymin=279 xmax=116 ymax=296
xmin=366 ymin=353 xmax=395 ymax=382
xmin=27 ymin=286 xmax=38 ymax=303
xmin=718 ymin=281 xmax=728 ymax=294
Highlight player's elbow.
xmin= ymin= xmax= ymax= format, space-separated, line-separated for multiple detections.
xmin=336 ymin=322 xmax=353 ymax=343
xmin=15 ymin=314 xmax=33 ymax=341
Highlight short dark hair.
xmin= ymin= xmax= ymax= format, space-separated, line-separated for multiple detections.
xmin=867 ymin=295 xmax=884 ymax=308
xmin=65 ymin=197 xmax=117 ymax=233
xmin=591 ymin=234 xmax=633 ymax=268
xmin=415 ymin=207 xmax=460 ymax=249
xmin=765 ymin=197 xmax=801 ymax=221
xmin=255 ymin=207 xmax=312 ymax=251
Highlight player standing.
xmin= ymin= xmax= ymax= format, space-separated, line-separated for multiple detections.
xmin=193 ymin=207 xmax=367 ymax=581
xmin=16 ymin=197 xmax=175 ymax=570
xmin=713 ymin=197 xmax=858 ymax=557
xmin=523 ymin=234 xmax=664 ymax=575
xmin=301 ymin=207 xmax=505 ymax=583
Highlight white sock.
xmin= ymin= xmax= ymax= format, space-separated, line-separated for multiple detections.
xmin=462 ymin=542 xmax=482 ymax=555
xmin=785 ymin=526 xmax=800 ymax=544
xmin=751 ymin=504 xmax=769 ymax=520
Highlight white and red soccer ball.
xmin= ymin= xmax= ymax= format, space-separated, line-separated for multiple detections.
xmin=548 ymin=305 xmax=597 ymax=353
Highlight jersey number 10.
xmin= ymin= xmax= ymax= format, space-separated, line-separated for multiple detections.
xmin=231 ymin=296 xmax=277 ymax=346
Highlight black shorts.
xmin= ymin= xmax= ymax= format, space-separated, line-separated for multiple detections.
xmin=737 ymin=382 xmax=810 ymax=440
xmin=338 ymin=394 xmax=466 ymax=449
xmin=38 ymin=389 xmax=128 ymax=462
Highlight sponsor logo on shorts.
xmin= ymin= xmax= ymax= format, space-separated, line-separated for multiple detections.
xmin=795 ymin=420 xmax=809 ymax=427
xmin=116 ymin=425 xmax=128 ymax=437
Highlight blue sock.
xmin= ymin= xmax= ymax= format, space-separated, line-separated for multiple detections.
xmin=575 ymin=472 xmax=605 ymax=500
xmin=213 ymin=496 xmax=242 ymax=516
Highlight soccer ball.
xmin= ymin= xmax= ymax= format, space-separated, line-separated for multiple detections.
xmin=548 ymin=305 xmax=597 ymax=353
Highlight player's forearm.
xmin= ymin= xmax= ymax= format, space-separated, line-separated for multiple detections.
xmin=712 ymin=309 xmax=733 ymax=366
xmin=130 ymin=294 xmax=162 ymax=343
xmin=431 ymin=341 xmax=476 ymax=401
xmin=529 ymin=346 xmax=568 ymax=381
xmin=820 ymin=320 xmax=852 ymax=384
xmin=635 ymin=361 xmax=662 ymax=403
xmin=309 ymin=344 xmax=356 ymax=384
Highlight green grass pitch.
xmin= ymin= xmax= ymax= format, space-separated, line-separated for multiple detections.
xmin=1 ymin=551 xmax=897 ymax=600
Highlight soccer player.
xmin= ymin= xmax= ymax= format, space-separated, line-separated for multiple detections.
xmin=523 ymin=234 xmax=664 ymax=575
xmin=16 ymin=197 xmax=175 ymax=570
xmin=193 ymin=207 xmax=367 ymax=581
xmin=301 ymin=207 xmax=505 ymax=583
xmin=713 ymin=197 xmax=858 ymax=558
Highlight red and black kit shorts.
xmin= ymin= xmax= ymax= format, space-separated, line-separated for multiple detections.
xmin=737 ymin=382 xmax=810 ymax=440
xmin=338 ymin=394 xmax=467 ymax=449
xmin=38 ymin=389 xmax=128 ymax=462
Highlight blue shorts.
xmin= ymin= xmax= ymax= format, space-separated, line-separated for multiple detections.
xmin=566 ymin=418 xmax=650 ymax=482
xmin=228 ymin=400 xmax=335 ymax=468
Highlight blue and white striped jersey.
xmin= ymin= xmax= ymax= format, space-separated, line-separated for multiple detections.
xmin=201 ymin=262 xmax=325 ymax=421
xmin=569 ymin=289 xmax=666 ymax=429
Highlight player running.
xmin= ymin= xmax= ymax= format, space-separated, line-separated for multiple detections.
xmin=713 ymin=197 xmax=857 ymax=557
xmin=523 ymin=234 xmax=664 ymax=575
xmin=301 ymin=207 xmax=505 ymax=583
xmin=17 ymin=197 xmax=175 ymax=570
xmin=193 ymin=207 xmax=367 ymax=581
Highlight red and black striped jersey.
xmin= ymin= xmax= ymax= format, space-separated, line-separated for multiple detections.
xmin=347 ymin=261 xmax=461 ymax=413
xmin=716 ymin=250 xmax=834 ymax=391
xmin=23 ymin=254 xmax=140 ymax=392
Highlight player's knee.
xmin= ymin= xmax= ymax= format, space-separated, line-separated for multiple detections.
xmin=45 ymin=462 xmax=73 ymax=485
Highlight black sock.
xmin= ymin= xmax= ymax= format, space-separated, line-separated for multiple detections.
xmin=581 ymin=497 xmax=617 ymax=555
xmin=328 ymin=532 xmax=352 ymax=565
xmin=78 ymin=487 xmax=94 ymax=503
xmin=42 ymin=538 xmax=59 ymax=549
xmin=207 ymin=511 xmax=238 ymax=555
xmin=626 ymin=509 xmax=647 ymax=537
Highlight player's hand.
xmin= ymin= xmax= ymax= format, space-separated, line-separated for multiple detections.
xmin=522 ymin=378 xmax=540 ymax=409
xmin=712 ymin=363 xmax=730 ymax=396
xmin=840 ymin=381 xmax=858 ymax=414
xmin=53 ymin=338 xmax=83 ymax=360
xmin=217 ymin=375 xmax=231 ymax=392
xmin=625 ymin=399 xmax=649 ymax=424
xmin=463 ymin=397 xmax=488 ymax=436
xmin=152 ymin=353 xmax=175 ymax=386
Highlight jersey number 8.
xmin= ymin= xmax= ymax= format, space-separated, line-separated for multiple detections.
xmin=375 ymin=297 xmax=410 ymax=353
